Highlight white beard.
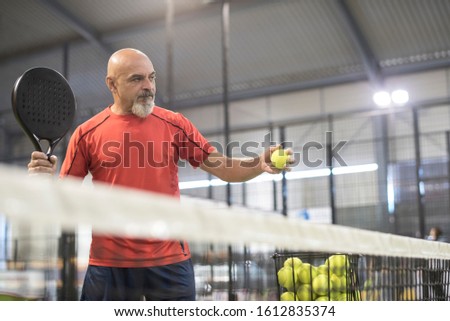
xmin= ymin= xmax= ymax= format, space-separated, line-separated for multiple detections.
xmin=132 ymin=98 xmax=154 ymax=118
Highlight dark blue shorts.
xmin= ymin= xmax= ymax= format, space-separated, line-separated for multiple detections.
xmin=80 ymin=259 xmax=196 ymax=301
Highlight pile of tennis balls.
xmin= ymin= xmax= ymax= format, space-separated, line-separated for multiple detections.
xmin=277 ymin=254 xmax=352 ymax=301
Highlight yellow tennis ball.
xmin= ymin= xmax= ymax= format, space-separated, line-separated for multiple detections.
xmin=337 ymin=292 xmax=348 ymax=301
xmin=296 ymin=284 xmax=316 ymax=301
xmin=298 ymin=263 xmax=318 ymax=284
xmin=312 ymin=274 xmax=329 ymax=296
xmin=283 ymin=257 xmax=302 ymax=269
xmin=277 ymin=266 xmax=298 ymax=291
xmin=271 ymin=149 xmax=289 ymax=169
xmin=330 ymin=290 xmax=343 ymax=301
xmin=280 ymin=291 xmax=297 ymax=301
xmin=339 ymin=275 xmax=347 ymax=292
xmin=317 ymin=264 xmax=329 ymax=275
xmin=330 ymin=274 xmax=341 ymax=291
xmin=326 ymin=254 xmax=348 ymax=277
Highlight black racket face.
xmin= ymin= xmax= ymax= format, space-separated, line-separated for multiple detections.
xmin=12 ymin=67 xmax=76 ymax=153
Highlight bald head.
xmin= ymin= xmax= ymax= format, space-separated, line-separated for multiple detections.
xmin=107 ymin=48 xmax=153 ymax=79
xmin=106 ymin=48 xmax=156 ymax=117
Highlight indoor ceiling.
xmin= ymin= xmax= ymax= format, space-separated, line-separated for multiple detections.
xmin=0 ymin=0 xmax=449 ymax=125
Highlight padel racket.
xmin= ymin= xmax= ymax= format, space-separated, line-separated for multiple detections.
xmin=11 ymin=67 xmax=76 ymax=157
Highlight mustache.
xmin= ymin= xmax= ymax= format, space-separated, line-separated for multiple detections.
xmin=139 ymin=90 xmax=154 ymax=98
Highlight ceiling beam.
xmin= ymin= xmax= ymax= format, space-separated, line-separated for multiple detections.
xmin=171 ymin=71 xmax=368 ymax=110
xmin=2 ymin=0 xmax=449 ymax=112
xmin=335 ymin=0 xmax=383 ymax=89
xmin=36 ymin=0 xmax=113 ymax=55
xmin=1 ymin=0 xmax=262 ymax=62
xmin=171 ymin=56 xmax=450 ymax=110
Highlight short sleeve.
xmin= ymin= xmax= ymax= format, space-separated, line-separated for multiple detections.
xmin=175 ymin=113 xmax=215 ymax=168
xmin=59 ymin=126 xmax=89 ymax=179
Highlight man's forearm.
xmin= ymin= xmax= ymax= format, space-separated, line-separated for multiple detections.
xmin=200 ymin=153 xmax=264 ymax=182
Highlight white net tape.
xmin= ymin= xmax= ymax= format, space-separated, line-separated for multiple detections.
xmin=1 ymin=164 xmax=450 ymax=260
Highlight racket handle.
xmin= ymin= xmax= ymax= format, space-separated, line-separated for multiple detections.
xmin=45 ymin=147 xmax=55 ymax=160
xmin=45 ymin=137 xmax=63 ymax=159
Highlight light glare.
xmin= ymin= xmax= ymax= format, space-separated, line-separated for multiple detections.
xmin=373 ymin=91 xmax=391 ymax=107
xmin=391 ymin=89 xmax=409 ymax=105
xmin=179 ymin=163 xmax=379 ymax=189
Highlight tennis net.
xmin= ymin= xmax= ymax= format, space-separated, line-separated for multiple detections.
xmin=0 ymin=164 xmax=449 ymax=301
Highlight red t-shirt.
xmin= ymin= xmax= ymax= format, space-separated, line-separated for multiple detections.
xmin=60 ymin=106 xmax=214 ymax=267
